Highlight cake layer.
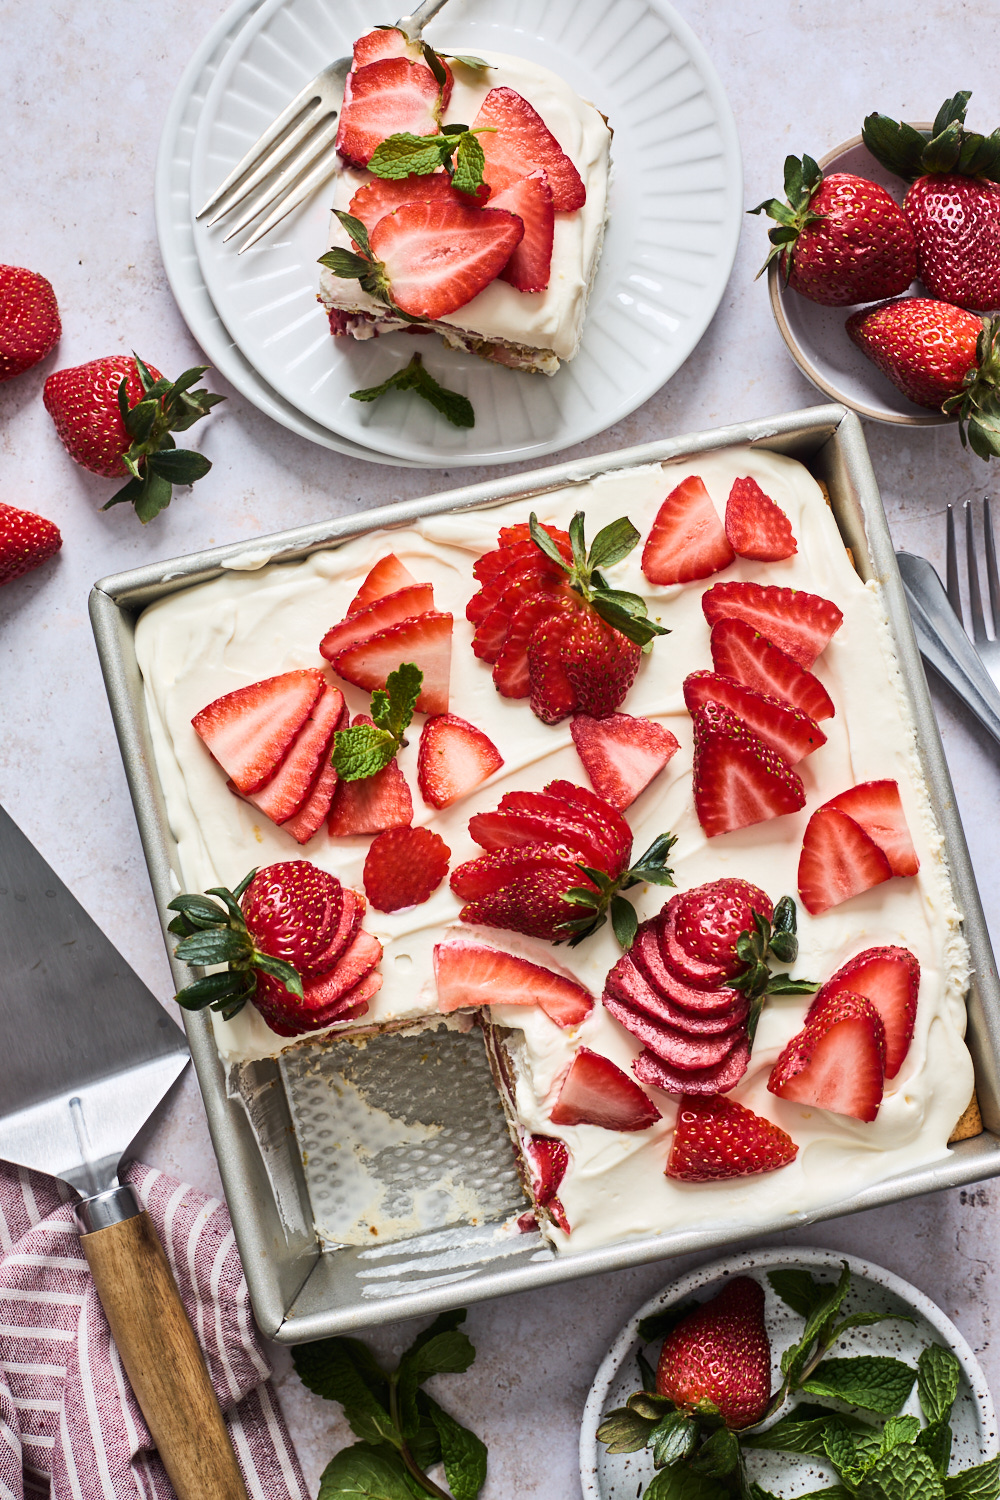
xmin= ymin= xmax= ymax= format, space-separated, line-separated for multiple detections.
xmin=135 ymin=446 xmax=973 ymax=1254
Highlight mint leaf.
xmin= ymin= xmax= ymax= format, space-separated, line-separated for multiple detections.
xmin=643 ymin=1467 xmax=730 ymax=1499
xmin=800 ymin=1261 xmax=852 ymax=1351
xmin=368 ymin=132 xmax=450 ymax=179
xmin=945 ymin=1456 xmax=1000 ymax=1497
xmin=689 ymin=1426 xmax=740 ymax=1477
xmin=293 ymin=1339 xmax=396 ymax=1446
xmin=803 ymin=1356 xmax=917 ymax=1416
xmin=444 ymin=52 xmax=491 ymax=69
xmin=452 ymin=131 xmax=486 ymax=196
xmin=918 ymin=1419 xmax=953 ymax=1476
xmin=824 ymin=1419 xmax=881 ymax=1475
xmin=332 ymin=722 xmax=398 ymax=781
xmin=832 ymin=1309 xmax=914 ymax=1340
xmin=596 ymin=1405 xmax=657 ymax=1454
xmin=856 ymin=1444 xmax=946 ymax=1499
xmin=425 ymin=1396 xmax=487 ymax=1500
xmin=743 ymin=1409 xmax=873 ymax=1458
xmin=317 ymin=1442 xmax=414 ymax=1500
xmin=351 ymin=353 xmax=474 ymax=429
xmin=396 ymin=1327 xmax=475 ymax=1437
xmin=372 ymin=662 xmax=422 ymax=742
xmin=882 ymin=1415 xmax=921 ymax=1452
xmin=918 ymin=1345 xmax=962 ymax=1426
xmin=768 ymin=1268 xmax=825 ymax=1319
xmin=409 ymin=1392 xmax=443 ymax=1471
xmin=648 ymin=1409 xmax=698 ymax=1468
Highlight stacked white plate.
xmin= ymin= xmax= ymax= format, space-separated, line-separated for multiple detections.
xmin=156 ymin=0 xmax=744 ymax=468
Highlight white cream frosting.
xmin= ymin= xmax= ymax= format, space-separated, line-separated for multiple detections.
xmin=134 ymin=447 xmax=974 ymax=1255
xmin=317 ymin=50 xmax=612 ymax=365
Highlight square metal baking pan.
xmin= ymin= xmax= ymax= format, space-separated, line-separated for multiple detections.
xmin=90 ymin=402 xmax=1000 ymax=1343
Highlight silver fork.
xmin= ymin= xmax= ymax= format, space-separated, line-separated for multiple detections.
xmin=946 ymin=499 xmax=1000 ymax=692
xmin=196 ymin=0 xmax=451 ymax=253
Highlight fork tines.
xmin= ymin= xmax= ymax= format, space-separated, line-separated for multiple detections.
xmin=947 ymin=498 xmax=999 ymax=640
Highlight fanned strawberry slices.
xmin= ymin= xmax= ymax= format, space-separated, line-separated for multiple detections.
xmin=798 ymin=780 xmax=919 ymax=914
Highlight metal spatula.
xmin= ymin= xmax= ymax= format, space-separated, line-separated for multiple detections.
xmin=0 ymin=800 xmax=247 ymax=1500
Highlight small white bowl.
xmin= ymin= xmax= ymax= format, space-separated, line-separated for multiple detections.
xmin=580 ymin=1245 xmax=998 ymax=1499
xmin=767 ymin=128 xmax=952 ymax=427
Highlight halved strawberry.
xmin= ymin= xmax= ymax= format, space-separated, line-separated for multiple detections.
xmin=559 ymin=608 xmax=642 ymax=720
xmin=467 ymin=807 xmax=610 ymax=873
xmin=641 ymin=476 xmax=735 ymax=585
xmin=490 ymin=170 xmax=554 ymax=292
xmin=433 ymin=940 xmax=593 ymax=1027
xmin=710 ymin=618 xmax=835 ymax=722
xmin=244 ymin=684 xmax=345 ymax=826
xmin=329 ymin=611 xmax=452 ymax=715
xmin=348 ymin=553 xmax=418 ymax=614
xmin=571 ymin=713 xmax=680 ymax=811
xmin=702 ymin=582 xmax=843 ymax=668
xmin=525 ymin=1134 xmax=570 ymax=1231
xmin=369 ymin=201 xmax=524 ymax=319
xmin=603 ymin=991 xmax=744 ymax=1071
xmin=417 ymin=713 xmax=503 ymax=808
xmin=336 ymin=58 xmax=443 ymax=170
xmin=363 ymin=825 xmax=449 ymax=911
xmin=545 ymin=780 xmax=634 ymax=874
xmin=826 ymin=780 xmax=919 ymax=877
xmin=320 ymin=583 xmax=435 ymax=661
xmin=192 ymin=669 xmax=324 ymax=795
xmin=607 ymin=950 xmax=749 ymax=1034
xmin=797 ymin=805 xmax=892 ymax=915
xmin=328 ymin=714 xmax=413 ymax=835
xmin=473 ymin=86 xmax=586 ymax=211
xmin=691 ymin=700 xmax=806 ymax=838
xmin=492 ymin=592 xmax=564 ymax=697
xmin=348 ymin=172 xmax=473 ymax=234
xmin=809 ymin=946 xmax=919 ymax=1080
xmin=468 ymin=548 xmax=566 ymax=628
xmin=725 ymin=476 xmax=797 ymax=561
xmin=353 ymin=26 xmax=423 ymax=68
xmin=667 ymin=1094 xmax=798 ymax=1181
xmin=683 ymin=672 xmax=826 ymax=764
xmin=282 ymin=698 xmax=350 ymax=845
xmin=769 ymin=992 xmax=885 ymax=1122
xmin=633 ymin=1038 xmax=750 ymax=1096
xmin=549 ymin=1047 xmax=661 ymax=1131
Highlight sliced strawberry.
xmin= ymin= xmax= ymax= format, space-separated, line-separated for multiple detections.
xmin=808 ymin=946 xmax=919 ymax=1080
xmin=468 ymin=549 xmax=566 ymax=632
xmin=353 ymin=27 xmax=423 ymax=68
xmin=192 ymin=669 xmax=324 ymax=794
xmin=691 ymin=700 xmax=805 ymax=838
xmin=349 ymin=172 xmax=472 ymax=234
xmin=458 ymin=864 xmax=594 ymax=942
xmin=328 ymin=714 xmax=413 ymax=835
xmin=703 ymin=582 xmax=843 ymax=668
xmin=559 ymin=608 xmax=642 ymax=720
xmin=433 ymin=940 xmax=593 ymax=1027
xmin=527 ymin=596 xmax=581 ymax=724
xmin=603 ymin=991 xmax=744 ymax=1071
xmin=417 ymin=713 xmax=503 ymax=808
xmin=525 ymin=1135 xmax=570 ymax=1230
xmin=490 ymin=170 xmax=555 ymax=292
xmin=667 ymin=1094 xmax=798 ymax=1181
xmin=300 ymin=929 xmax=384 ymax=1008
xmin=320 ymin=584 xmax=435 ymax=661
xmin=363 ymin=825 xmax=449 ymax=912
xmin=548 ymin=780 xmax=634 ymax=876
xmin=641 ymin=476 xmax=735 ymax=586
xmin=769 ymin=992 xmax=886 ymax=1122
xmin=330 ymin=611 xmax=452 ymax=715
xmin=471 ymin=524 xmax=572 ymax=587
xmin=244 ymin=684 xmax=345 ymax=826
xmin=549 ymin=1047 xmax=661 ymax=1131
xmin=725 ymin=476 xmax=797 ymax=561
xmin=450 ymin=844 xmax=579 ymax=902
xmin=255 ymin=928 xmax=383 ymax=1036
xmin=473 ymin=86 xmax=586 ymax=211
xmin=467 ymin=807 xmax=610 ymax=872
xmin=473 ymin=569 xmax=566 ymax=664
xmin=369 ymin=202 xmax=523 ymax=319
xmin=633 ymin=1038 xmax=750 ymax=1096
xmin=282 ymin=698 xmax=350 ymax=845
xmin=336 ymin=58 xmax=443 ymax=170
xmin=304 ymin=886 xmax=363 ymax=976
xmin=710 ymin=618 xmax=835 ymax=722
xmin=659 ymin=901 xmax=733 ymax=993
xmin=826 ymin=781 xmax=919 ymax=877
xmin=570 ymin=713 xmax=679 ymax=812
xmin=798 ymin=806 xmax=893 ymax=915
xmin=606 ymin=951 xmax=749 ymax=1035
xmin=493 ymin=592 xmax=563 ymax=697
xmin=631 ymin=920 xmax=748 ymax=1017
xmin=683 ymin=672 xmax=826 ymax=764
xmin=348 ymin=553 xmax=418 ymax=614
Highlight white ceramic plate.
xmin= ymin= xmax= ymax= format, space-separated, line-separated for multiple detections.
xmin=768 ymin=132 xmax=951 ymax=428
xmin=154 ymin=0 xmax=435 ymax=466
xmin=580 ymin=1246 xmax=998 ymax=1499
xmin=189 ymin=0 xmax=743 ymax=467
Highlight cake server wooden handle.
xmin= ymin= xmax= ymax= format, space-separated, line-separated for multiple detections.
xmin=77 ymin=1186 xmax=249 ymax=1500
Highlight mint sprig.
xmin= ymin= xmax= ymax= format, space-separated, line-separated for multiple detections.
xmin=730 ymin=896 xmax=820 ymax=1047
xmin=351 ymin=353 xmax=474 ymax=429
xmin=166 ymin=868 xmax=302 ymax=1020
xmin=529 ymin=509 xmax=671 ymax=651
xmin=562 ymin=831 xmax=677 ymax=950
xmin=105 ymin=354 xmax=224 ymax=523
xmin=293 ymin=1308 xmax=487 ymax=1500
xmin=332 ymin=662 xmax=422 ymax=781
xmin=367 ymin=123 xmax=493 ymax=196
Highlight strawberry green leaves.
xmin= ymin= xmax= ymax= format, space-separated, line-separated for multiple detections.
xmin=862 ymin=91 xmax=1000 ymax=184
xmin=528 ymin=509 xmax=670 ymax=650
xmin=106 ymin=354 xmax=224 ymax=523
xmin=942 ymin=315 xmax=1000 ymax=461
xmin=747 ymin=154 xmax=826 ymax=281
xmin=730 ymin=896 xmax=819 ymax=1047
xmin=333 ymin=663 xmax=422 ymax=780
xmin=351 ymin=353 xmax=474 ymax=429
xmin=563 ymin=831 xmax=677 ymax=949
xmin=167 ymin=868 xmax=302 ymax=1020
xmin=294 ymin=1309 xmax=487 ymax=1500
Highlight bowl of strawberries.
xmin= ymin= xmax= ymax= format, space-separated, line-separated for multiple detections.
xmin=755 ymin=92 xmax=1000 ymax=460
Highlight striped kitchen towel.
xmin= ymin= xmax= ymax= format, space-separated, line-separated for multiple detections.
xmin=0 ymin=1159 xmax=309 ymax=1500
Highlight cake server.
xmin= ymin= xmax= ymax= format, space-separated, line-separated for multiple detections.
xmin=0 ymin=800 xmax=248 ymax=1500
xmin=897 ymin=549 xmax=1000 ymax=747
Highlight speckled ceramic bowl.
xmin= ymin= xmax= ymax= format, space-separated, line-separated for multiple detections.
xmin=767 ymin=128 xmax=953 ymax=428
xmin=580 ymin=1245 xmax=997 ymax=1499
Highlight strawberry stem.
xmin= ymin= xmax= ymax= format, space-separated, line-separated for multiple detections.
xmin=561 ymin=832 xmax=678 ymax=949
xmin=942 ymin=314 xmax=1000 ymax=460
xmin=167 ymin=870 xmax=303 ymax=1019
xmin=528 ymin=510 xmax=670 ymax=650
xmin=104 ymin=355 xmax=223 ymax=523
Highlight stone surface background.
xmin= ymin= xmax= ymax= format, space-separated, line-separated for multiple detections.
xmin=4 ymin=1 xmax=1000 ymax=1493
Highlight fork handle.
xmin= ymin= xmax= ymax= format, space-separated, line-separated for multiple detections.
xmin=396 ymin=0 xmax=452 ymax=38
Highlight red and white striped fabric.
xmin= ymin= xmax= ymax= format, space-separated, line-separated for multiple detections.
xmin=0 ymin=1159 xmax=308 ymax=1500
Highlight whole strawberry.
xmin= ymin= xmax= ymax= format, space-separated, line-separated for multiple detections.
xmin=656 ymin=1276 xmax=771 ymax=1429
xmin=0 ymin=265 xmax=61 ymax=381
xmin=749 ymin=156 xmax=916 ymax=306
xmin=0 ymin=503 xmax=61 ymax=586
xmin=43 ymin=353 xmax=223 ymax=522
xmin=863 ymin=92 xmax=1000 ymax=310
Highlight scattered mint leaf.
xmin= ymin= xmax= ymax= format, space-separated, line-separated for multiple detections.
xmin=649 ymin=1410 xmax=699 ymax=1468
xmin=944 ymin=1455 xmax=1000 ymax=1497
xmin=351 ymin=353 xmax=475 ymax=429
xmin=768 ymin=1268 xmax=825 ymax=1320
xmin=742 ymin=1409 xmax=872 ymax=1458
xmin=688 ymin=1426 xmax=740 ymax=1477
xmin=332 ymin=663 xmax=423 ymax=782
xmin=918 ymin=1419 xmax=954 ymax=1476
xmin=444 ymin=52 xmax=491 ymax=69
xmin=802 ymin=1356 xmax=918 ymax=1416
xmin=371 ymin=662 xmax=422 ymax=742
xmin=597 ymin=1405 xmax=658 ymax=1455
xmin=855 ymin=1443 xmax=946 ymax=1499
xmin=292 ymin=1338 xmax=396 ymax=1447
xmin=367 ymin=132 xmax=450 ymax=179
xmin=409 ymin=1392 xmax=444 ymax=1472
xmin=832 ymin=1309 xmax=915 ymax=1339
xmin=425 ymin=1395 xmax=487 ymax=1500
xmin=396 ymin=1323 xmax=475 ymax=1440
xmin=823 ymin=1419 xmax=881 ymax=1477
xmin=643 ymin=1466 xmax=730 ymax=1499
xmin=452 ymin=131 xmax=486 ymax=197
xmin=918 ymin=1345 xmax=962 ymax=1426
xmin=317 ymin=1441 xmax=415 ymax=1500
xmin=882 ymin=1415 xmax=922 ymax=1452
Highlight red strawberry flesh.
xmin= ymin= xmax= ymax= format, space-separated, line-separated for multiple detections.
xmin=336 ymin=57 xmax=443 ymax=170
xmin=417 ymin=713 xmax=503 ymax=809
xmin=702 ymin=581 xmax=843 ymax=668
xmin=684 ymin=671 xmax=826 ymax=764
xmin=725 ymin=475 xmax=797 ymax=561
xmin=797 ymin=805 xmax=893 ymax=915
xmin=691 ymin=699 xmax=806 ymax=838
xmin=490 ymin=170 xmax=555 ymax=292
xmin=192 ymin=669 xmax=324 ymax=794
xmin=244 ymin=683 xmax=345 ymax=826
xmin=633 ymin=1038 xmax=751 ymax=1096
xmin=571 ymin=713 xmax=679 ymax=811
xmin=348 ymin=553 xmax=419 ymax=614
xmin=808 ymin=945 xmax=919 ymax=1080
xmin=710 ymin=618 xmax=835 ymax=722
xmin=370 ymin=201 xmax=524 ymax=320
xmin=433 ymin=940 xmax=593 ymax=1027
xmin=549 ymin=1047 xmax=661 ymax=1131
xmin=320 ymin=584 xmax=435 ymax=660
xmin=769 ymin=991 xmax=886 ymax=1122
xmin=473 ymin=86 xmax=586 ymax=211
xmin=330 ymin=611 xmax=452 ymax=715
xmin=827 ymin=779 xmax=919 ymax=877
xmin=641 ymin=475 xmax=735 ymax=586
xmin=363 ymin=825 xmax=450 ymax=912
